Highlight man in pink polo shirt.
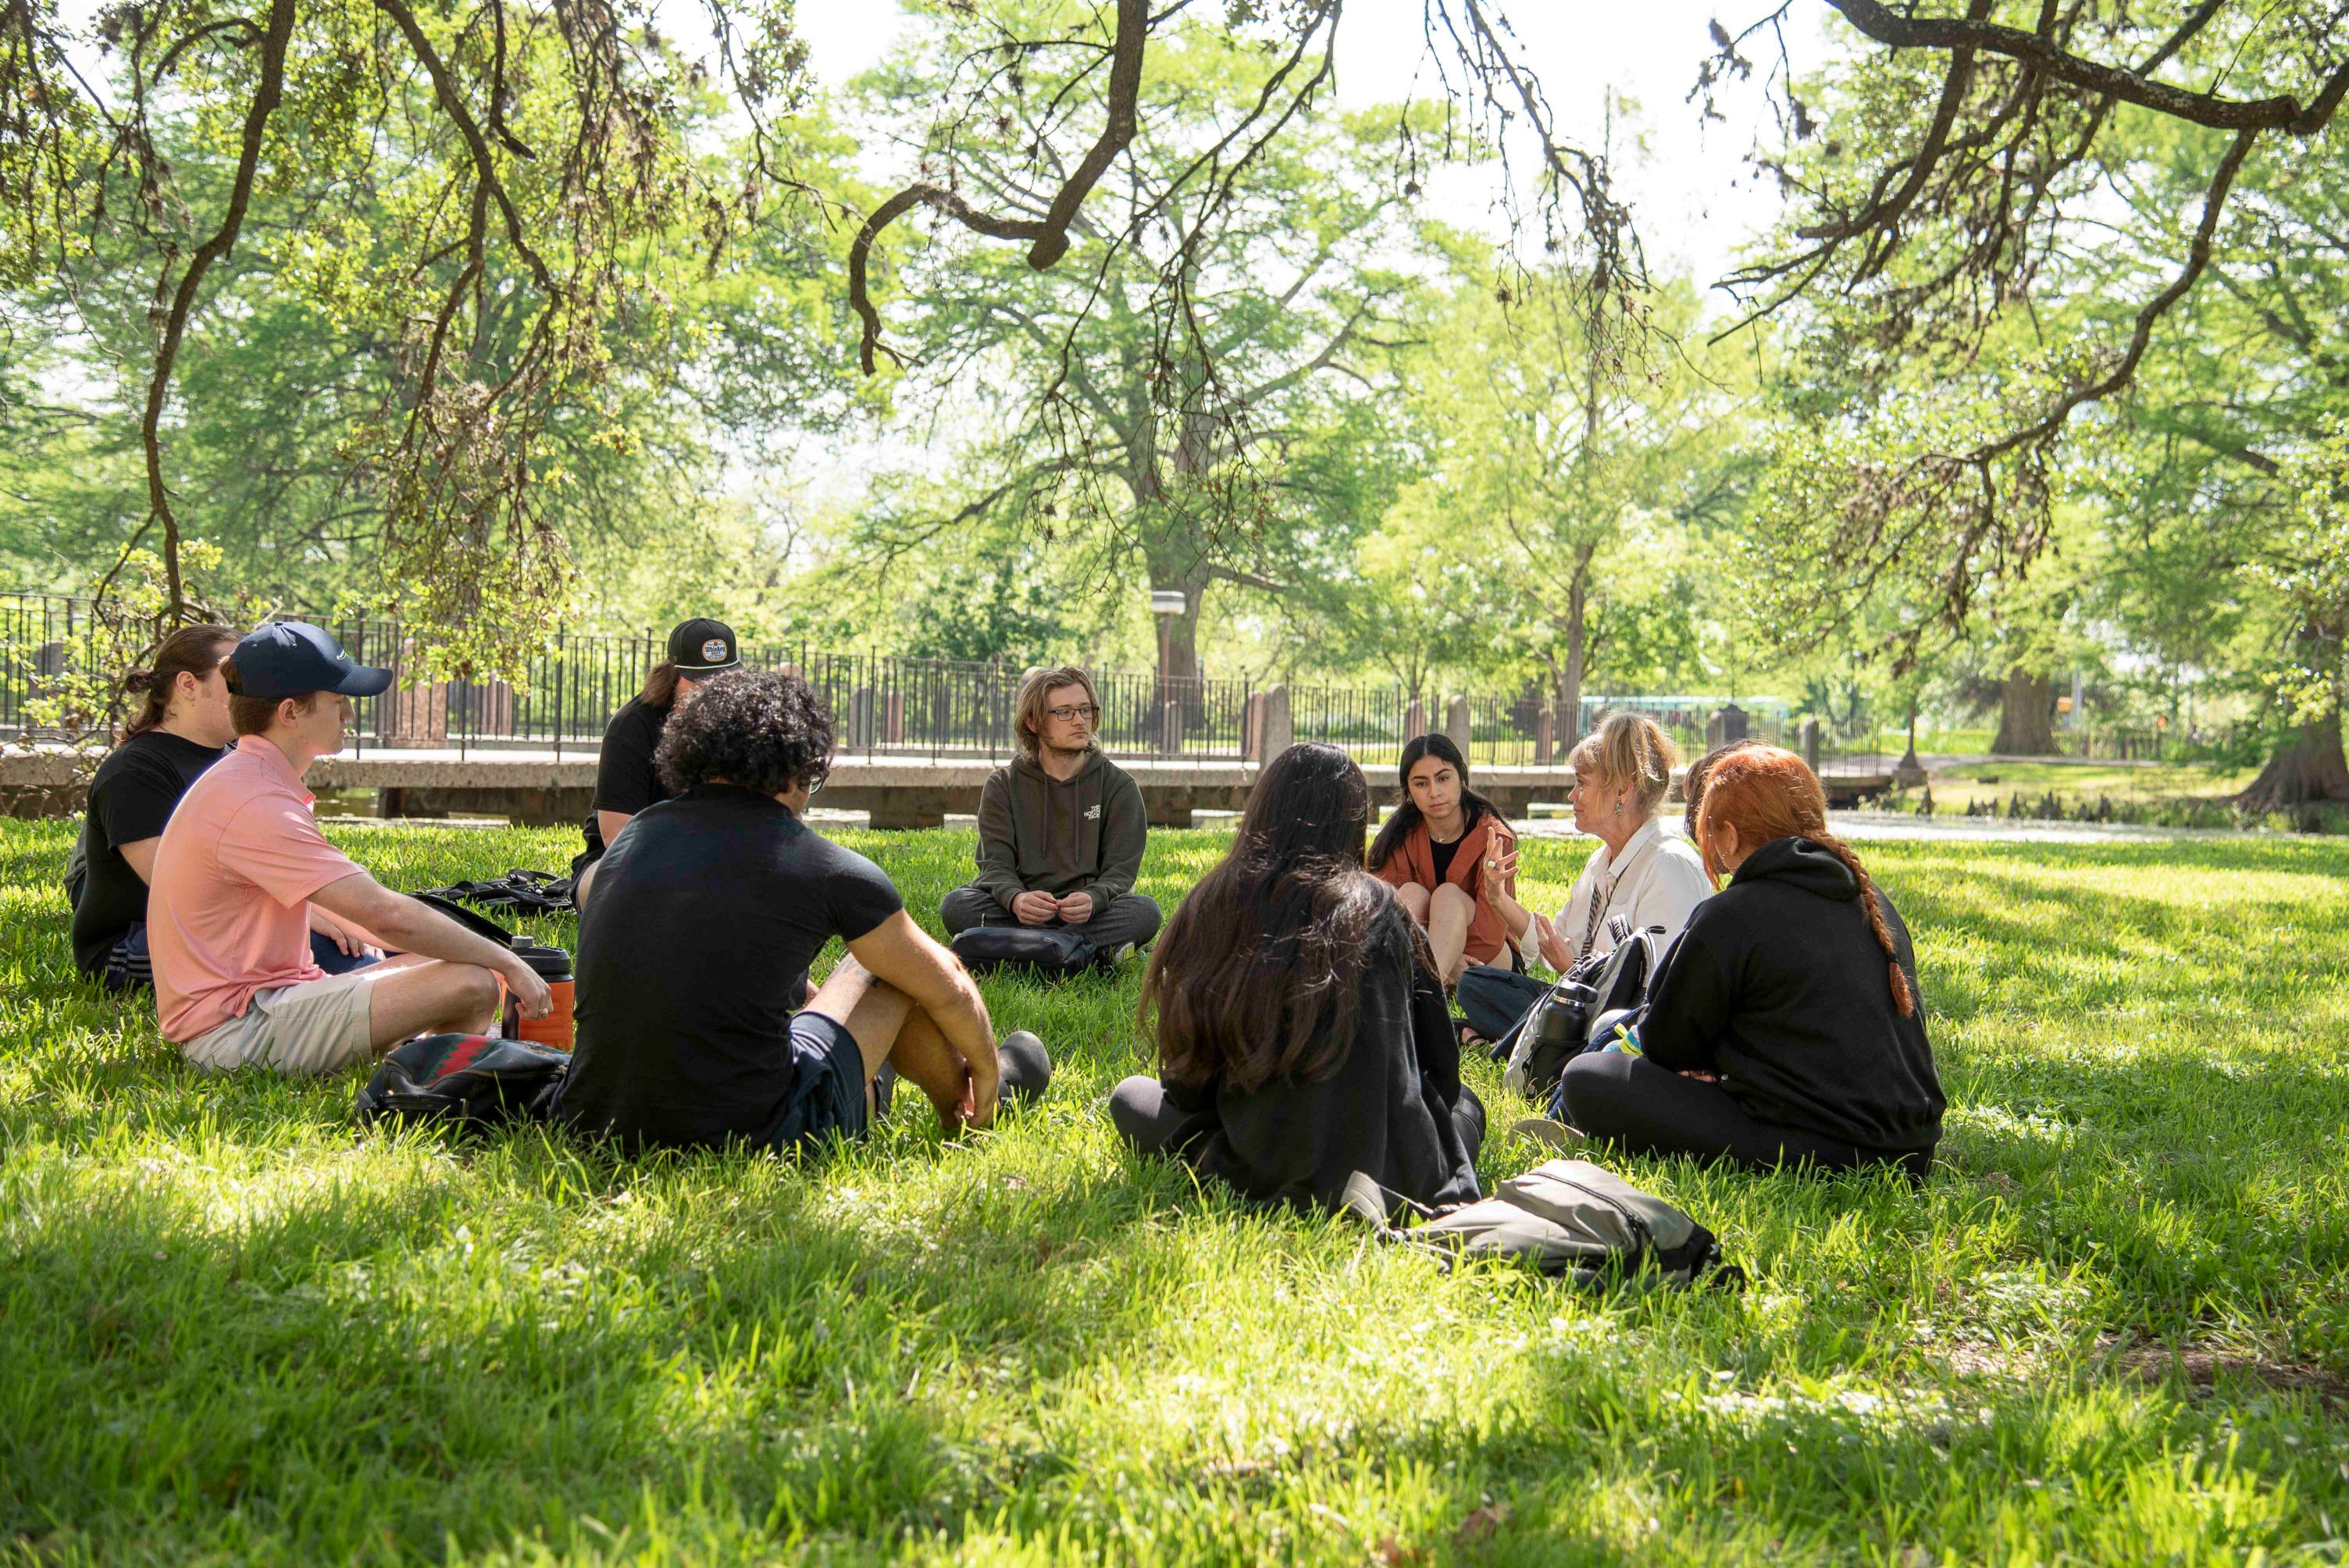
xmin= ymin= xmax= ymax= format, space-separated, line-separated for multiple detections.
xmin=148 ymin=622 xmax=553 ymax=1074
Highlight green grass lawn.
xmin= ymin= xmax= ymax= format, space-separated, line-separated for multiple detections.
xmin=1923 ymin=759 xmax=2259 ymax=811
xmin=5 ymin=821 xmax=2347 ymax=1563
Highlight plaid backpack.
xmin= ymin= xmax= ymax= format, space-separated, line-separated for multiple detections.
xmin=355 ymin=1032 xmax=569 ymax=1130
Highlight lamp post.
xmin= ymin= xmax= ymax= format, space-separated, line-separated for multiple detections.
xmin=1151 ymin=589 xmax=1186 ymax=754
xmin=1150 ymin=589 xmax=1185 ymax=702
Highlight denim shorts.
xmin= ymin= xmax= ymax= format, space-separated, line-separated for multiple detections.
xmin=767 ymin=1010 xmax=871 ymax=1152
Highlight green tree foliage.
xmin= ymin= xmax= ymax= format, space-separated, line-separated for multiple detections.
xmin=2064 ymin=122 xmax=2349 ymax=799
xmin=836 ymin=6 xmax=1428 ymax=683
xmin=1734 ymin=2 xmax=2349 ymax=792
xmin=0 ymin=0 xmax=834 ymax=672
xmin=1366 ymin=271 xmax=1741 ymax=718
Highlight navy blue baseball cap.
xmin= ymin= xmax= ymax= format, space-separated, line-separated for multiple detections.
xmin=227 ymin=622 xmax=394 ymax=700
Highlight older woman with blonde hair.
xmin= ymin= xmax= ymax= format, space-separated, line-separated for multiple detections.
xmin=1458 ymin=711 xmax=1713 ymax=1045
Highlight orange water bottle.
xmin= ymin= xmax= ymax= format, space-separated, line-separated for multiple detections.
xmin=501 ymin=935 xmax=576 ymax=1051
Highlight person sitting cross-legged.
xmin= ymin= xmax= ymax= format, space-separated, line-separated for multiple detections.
xmin=554 ymin=668 xmax=1050 ymax=1153
xmin=1109 ymin=742 xmax=1483 ymax=1216
xmin=1367 ymin=733 xmax=1520 ymax=986
xmin=70 ymin=624 xmax=380 ymax=992
xmin=1456 ymin=712 xmax=1713 ymax=1047
xmin=938 ymin=665 xmax=1161 ymax=961
xmin=148 ymin=622 xmax=554 ymax=1075
xmin=1555 ymin=745 xmax=1944 ymax=1178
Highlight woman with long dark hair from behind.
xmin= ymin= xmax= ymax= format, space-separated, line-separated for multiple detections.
xmin=1366 ymin=732 xmax=1520 ymax=985
xmin=1110 ymin=743 xmax=1484 ymax=1215
xmin=1556 ymin=745 xmax=1944 ymax=1178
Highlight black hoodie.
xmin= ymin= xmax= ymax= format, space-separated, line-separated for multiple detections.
xmin=1638 ymin=836 xmax=1944 ymax=1154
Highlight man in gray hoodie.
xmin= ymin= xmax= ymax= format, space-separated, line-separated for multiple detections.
xmin=940 ymin=665 xmax=1161 ymax=959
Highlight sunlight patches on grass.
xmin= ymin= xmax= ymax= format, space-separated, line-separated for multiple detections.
xmin=4 ymin=821 xmax=2349 ymax=1561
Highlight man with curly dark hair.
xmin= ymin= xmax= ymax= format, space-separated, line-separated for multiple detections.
xmin=555 ymin=669 xmax=1050 ymax=1150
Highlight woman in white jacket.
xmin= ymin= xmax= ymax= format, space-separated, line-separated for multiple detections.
xmin=1459 ymin=712 xmax=1714 ymax=1045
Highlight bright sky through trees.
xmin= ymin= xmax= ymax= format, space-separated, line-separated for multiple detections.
xmin=797 ymin=0 xmax=1823 ymax=288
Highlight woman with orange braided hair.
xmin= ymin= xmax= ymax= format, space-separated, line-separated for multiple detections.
xmin=1555 ymin=745 xmax=1944 ymax=1178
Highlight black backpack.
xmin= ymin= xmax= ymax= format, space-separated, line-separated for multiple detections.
xmin=1501 ymin=923 xmax=1675 ymax=1100
xmin=413 ymin=868 xmax=577 ymax=914
xmin=949 ymin=924 xmax=1113 ymax=978
xmin=355 ymin=1032 xmax=569 ymax=1130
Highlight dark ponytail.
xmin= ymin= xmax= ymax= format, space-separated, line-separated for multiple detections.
xmin=1813 ymin=832 xmax=1915 ymax=1017
xmin=123 ymin=625 xmax=235 ymax=737
xmin=1367 ymin=732 xmax=1499 ymax=871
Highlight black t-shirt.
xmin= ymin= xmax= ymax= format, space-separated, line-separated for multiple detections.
xmin=1428 ymin=833 xmax=1462 ymax=885
xmin=70 ymin=729 xmax=227 ymax=972
xmin=577 ymin=697 xmax=672 ymax=862
xmin=555 ymin=785 xmax=906 ymax=1149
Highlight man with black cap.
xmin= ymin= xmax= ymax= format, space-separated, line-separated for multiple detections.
xmin=146 ymin=622 xmax=554 ymax=1075
xmin=572 ymin=617 xmax=740 ymax=903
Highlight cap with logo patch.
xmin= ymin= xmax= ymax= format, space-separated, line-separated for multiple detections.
xmin=227 ymin=621 xmax=394 ymax=700
xmin=667 ymin=618 xmax=740 ymax=679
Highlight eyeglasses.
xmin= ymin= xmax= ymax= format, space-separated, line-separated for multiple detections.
xmin=804 ymin=762 xmax=829 ymax=795
xmin=1046 ymin=704 xmax=1100 ymax=723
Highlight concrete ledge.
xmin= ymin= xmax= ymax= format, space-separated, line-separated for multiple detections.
xmin=2 ymin=743 xmax=1899 ymax=825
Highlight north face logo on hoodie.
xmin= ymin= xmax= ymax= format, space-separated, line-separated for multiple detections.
xmin=1085 ymin=804 xmax=1102 ymax=820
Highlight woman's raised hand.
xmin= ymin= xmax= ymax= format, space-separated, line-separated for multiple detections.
xmin=1531 ymin=911 xmax=1572 ymax=973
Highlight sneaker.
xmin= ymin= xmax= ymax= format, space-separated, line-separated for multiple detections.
xmin=996 ymin=1030 xmax=1053 ymax=1107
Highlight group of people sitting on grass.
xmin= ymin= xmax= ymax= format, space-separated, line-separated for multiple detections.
xmin=67 ymin=614 xmax=1944 ymax=1216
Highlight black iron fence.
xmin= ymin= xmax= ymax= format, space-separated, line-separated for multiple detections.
xmin=2 ymin=590 xmax=1820 ymax=772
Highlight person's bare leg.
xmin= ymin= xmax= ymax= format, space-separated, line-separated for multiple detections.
xmin=574 ymin=860 xmax=601 ymax=909
xmin=363 ymin=960 xmax=504 ymax=1049
xmin=882 ymin=1004 xmax=992 ymax=1131
xmin=804 ymin=955 xmax=973 ymax=1129
xmin=1429 ymin=883 xmax=1474 ymax=984
xmin=1395 ymin=881 xmax=1431 ymax=927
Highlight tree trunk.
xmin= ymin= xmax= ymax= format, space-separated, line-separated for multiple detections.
xmin=1549 ymin=543 xmax=1597 ymax=743
xmin=2240 ymin=711 xmax=2349 ymax=812
xmin=1146 ymin=561 xmax=1207 ymax=684
xmin=1990 ymin=668 xmax=2058 ymax=754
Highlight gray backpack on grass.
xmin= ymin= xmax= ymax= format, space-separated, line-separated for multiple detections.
xmin=1342 ymin=1159 xmax=1742 ymax=1291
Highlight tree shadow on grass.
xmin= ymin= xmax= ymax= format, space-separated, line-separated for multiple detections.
xmin=0 ymin=1115 xmax=1215 ymax=1558
xmin=1898 ymin=871 xmax=2347 ymax=1030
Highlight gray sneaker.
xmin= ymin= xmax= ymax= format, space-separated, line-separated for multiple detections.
xmin=996 ymin=1030 xmax=1053 ymax=1107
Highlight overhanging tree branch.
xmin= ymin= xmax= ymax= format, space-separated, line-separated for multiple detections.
xmin=1821 ymin=0 xmax=2347 ymax=133
xmin=847 ymin=0 xmax=1146 ymax=375
xmin=139 ymin=0 xmax=297 ymax=622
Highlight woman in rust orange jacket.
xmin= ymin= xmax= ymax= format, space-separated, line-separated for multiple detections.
xmin=1367 ymin=734 xmax=1520 ymax=985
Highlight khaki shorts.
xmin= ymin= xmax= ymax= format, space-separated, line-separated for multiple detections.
xmin=182 ymin=968 xmax=382 ymax=1077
